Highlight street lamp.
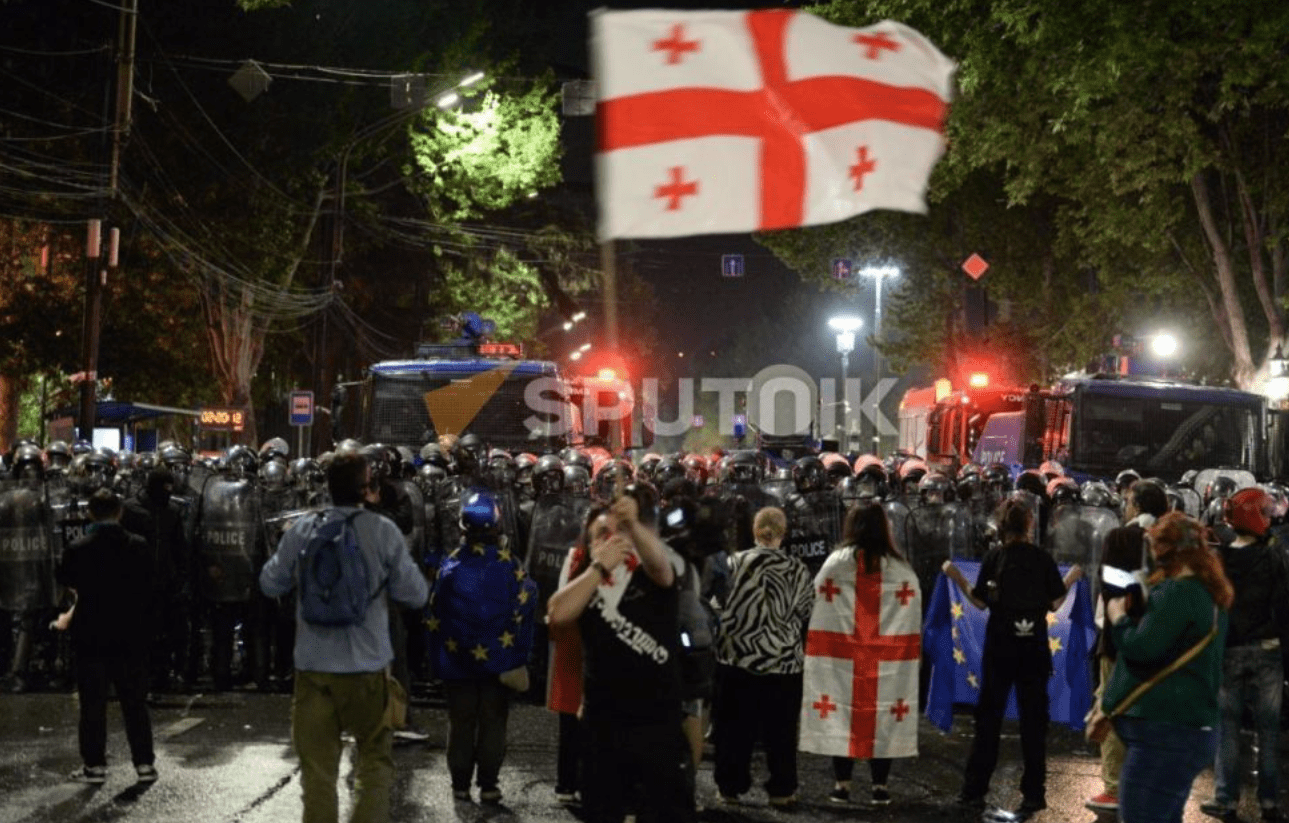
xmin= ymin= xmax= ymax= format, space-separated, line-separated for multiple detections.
xmin=828 ymin=316 xmax=863 ymax=450
xmin=859 ymin=265 xmax=900 ymax=345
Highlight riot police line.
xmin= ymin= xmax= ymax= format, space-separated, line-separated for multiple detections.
xmin=0 ymin=433 xmax=1272 ymax=696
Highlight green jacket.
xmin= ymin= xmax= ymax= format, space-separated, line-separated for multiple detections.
xmin=1103 ymin=576 xmax=1227 ymax=728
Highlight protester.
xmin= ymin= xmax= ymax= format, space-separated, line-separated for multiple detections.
xmin=58 ymin=488 xmax=157 ymax=784
xmin=943 ymin=497 xmax=1081 ymax=821
xmin=1201 ymin=489 xmax=1288 ymax=822
xmin=711 ymin=506 xmax=813 ymax=807
xmin=800 ymin=503 xmax=920 ymax=807
xmin=1085 ymin=527 xmax=1148 ymax=813
xmin=1104 ymin=511 xmax=1230 ymax=823
xmin=259 ymin=451 xmax=429 ymax=823
xmin=547 ymin=495 xmax=692 ymax=823
xmin=428 ymin=490 xmax=538 ymax=804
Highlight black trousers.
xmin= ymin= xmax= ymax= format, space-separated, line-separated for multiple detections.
xmin=961 ymin=636 xmax=1052 ymax=803
xmin=712 ymin=664 xmax=803 ymax=799
xmin=74 ymin=645 xmax=154 ymax=768
xmin=444 ymin=677 xmax=511 ymax=792
xmin=581 ymin=711 xmax=694 ymax=823
xmin=556 ymin=711 xmax=582 ymax=792
xmin=833 ymin=756 xmax=892 ymax=785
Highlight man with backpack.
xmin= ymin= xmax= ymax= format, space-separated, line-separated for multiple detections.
xmin=259 ymin=451 xmax=428 ymax=823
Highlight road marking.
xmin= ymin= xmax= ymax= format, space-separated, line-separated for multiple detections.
xmin=157 ymin=717 xmax=205 ymax=739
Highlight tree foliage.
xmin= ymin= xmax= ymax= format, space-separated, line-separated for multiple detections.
xmin=760 ymin=0 xmax=1289 ymax=390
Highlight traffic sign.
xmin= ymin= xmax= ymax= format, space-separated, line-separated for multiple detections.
xmin=692 ymin=415 xmax=705 ymax=428
xmin=832 ymin=258 xmax=853 ymax=280
xmin=721 ymin=254 xmax=744 ymax=277
xmin=962 ymin=253 xmax=989 ymax=280
xmin=289 ymin=390 xmax=314 ymax=426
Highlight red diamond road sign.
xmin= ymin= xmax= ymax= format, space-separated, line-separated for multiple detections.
xmin=962 ymin=253 xmax=989 ymax=280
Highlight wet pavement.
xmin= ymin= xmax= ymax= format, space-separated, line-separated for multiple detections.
xmin=0 ymin=687 xmax=1265 ymax=823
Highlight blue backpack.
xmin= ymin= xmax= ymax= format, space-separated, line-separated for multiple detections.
xmin=298 ymin=510 xmax=378 ymax=627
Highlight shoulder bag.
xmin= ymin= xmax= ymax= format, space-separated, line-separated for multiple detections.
xmin=1085 ymin=605 xmax=1218 ymax=744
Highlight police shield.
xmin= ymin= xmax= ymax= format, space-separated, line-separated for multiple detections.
xmin=196 ymin=477 xmax=263 ymax=603
xmin=904 ymin=501 xmax=973 ymax=603
xmin=782 ymin=490 xmax=843 ymax=574
xmin=883 ymin=498 xmax=913 ymax=560
xmin=1007 ymin=489 xmax=1044 ymax=546
xmin=524 ymin=495 xmax=590 ymax=616
xmin=0 ymin=482 xmax=55 ymax=611
xmin=1046 ymin=502 xmax=1120 ymax=585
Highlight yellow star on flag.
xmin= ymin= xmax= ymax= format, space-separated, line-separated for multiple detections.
xmin=951 ymin=626 xmax=959 ymax=640
xmin=497 ymin=547 xmax=512 ymax=562
xmin=518 ymin=589 xmax=530 ymax=604
xmin=513 ymin=612 xmax=524 ymax=625
xmin=471 ymin=644 xmax=489 ymax=661
xmin=472 ymin=543 xmax=486 ymax=555
xmin=426 ymin=616 xmax=440 ymax=632
xmin=499 ymin=631 xmax=515 ymax=648
xmin=967 ymin=672 xmax=979 ymax=689
xmin=951 ymin=602 xmax=965 ymax=620
xmin=1047 ymin=612 xmax=1059 ymax=627
xmin=953 ymin=647 xmax=966 ymax=665
xmin=1049 ymin=636 xmax=1063 ymax=654
xmin=514 ymin=568 xmax=526 ymax=581
xmin=445 ymin=637 xmax=458 ymax=653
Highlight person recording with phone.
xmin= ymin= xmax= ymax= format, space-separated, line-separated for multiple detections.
xmin=1102 ymin=512 xmax=1230 ymax=823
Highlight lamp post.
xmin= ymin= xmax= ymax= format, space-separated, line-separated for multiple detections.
xmin=859 ymin=266 xmax=898 ymax=452
xmin=828 ymin=316 xmax=863 ymax=451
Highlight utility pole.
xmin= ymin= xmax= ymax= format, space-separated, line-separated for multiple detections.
xmin=78 ymin=0 xmax=137 ymax=441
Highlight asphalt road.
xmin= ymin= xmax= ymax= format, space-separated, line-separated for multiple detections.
xmin=0 ymin=688 xmax=1264 ymax=823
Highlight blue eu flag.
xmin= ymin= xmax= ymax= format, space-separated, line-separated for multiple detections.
xmin=923 ymin=560 xmax=1095 ymax=731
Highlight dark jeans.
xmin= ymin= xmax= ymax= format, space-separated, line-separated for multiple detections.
xmin=833 ymin=756 xmax=892 ymax=785
xmin=713 ymin=664 xmax=803 ymax=798
xmin=1115 ymin=715 xmax=1216 ymax=823
xmin=962 ymin=637 xmax=1051 ymax=804
xmin=1214 ymin=645 xmax=1282 ymax=808
xmin=74 ymin=645 xmax=154 ymax=768
xmin=443 ymin=677 xmax=511 ymax=791
xmin=581 ymin=711 xmax=694 ymax=823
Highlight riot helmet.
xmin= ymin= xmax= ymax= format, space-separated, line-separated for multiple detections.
xmin=563 ymin=464 xmax=591 ymax=496
xmin=71 ymin=439 xmax=94 ymax=456
xmin=223 ymin=444 xmax=258 ymax=479
xmin=897 ymin=458 xmax=928 ymax=495
xmin=1079 ymin=480 xmax=1115 ymax=509
xmin=821 ymin=453 xmax=853 ymax=486
xmin=45 ymin=440 xmax=73 ymax=472
xmin=1015 ymin=469 xmax=1047 ymax=499
xmin=260 ymin=459 xmax=289 ymax=491
xmin=1046 ymin=476 xmax=1080 ymax=506
xmin=10 ymin=443 xmax=44 ymax=482
xmin=792 ymin=455 xmax=826 ymax=494
xmin=1204 ymin=475 xmax=1239 ymax=507
xmin=653 ymin=455 xmax=686 ymax=488
xmin=420 ymin=442 xmax=449 ymax=470
xmin=592 ymin=458 xmax=634 ymax=502
xmin=395 ymin=446 xmax=417 ymax=478
xmin=854 ymin=455 xmax=888 ymax=499
xmin=681 ymin=454 xmax=709 ymax=486
xmin=983 ymin=463 xmax=1013 ymax=493
xmin=514 ymin=453 xmax=538 ymax=488
xmin=724 ymin=450 xmax=762 ymax=485
xmin=417 ymin=462 xmax=447 ymax=490
xmin=559 ymin=446 xmax=592 ymax=473
xmin=533 ymin=455 xmax=565 ymax=496
xmin=69 ymin=450 xmax=114 ymax=494
xmin=838 ymin=476 xmax=873 ymax=509
xmin=1115 ymin=469 xmax=1142 ymax=496
xmin=334 ymin=438 xmax=363 ymax=455
xmin=288 ymin=457 xmax=323 ymax=490
xmin=259 ymin=437 xmax=289 ymax=466
xmin=487 ymin=449 xmax=517 ymax=488
xmin=1178 ymin=469 xmax=1199 ymax=490
xmin=637 ymin=453 xmax=662 ymax=484
xmin=918 ymin=471 xmax=952 ymax=506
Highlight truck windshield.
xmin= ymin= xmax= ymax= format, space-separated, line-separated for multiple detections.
xmin=1074 ymin=393 xmax=1258 ymax=474
xmin=367 ymin=371 xmax=567 ymax=452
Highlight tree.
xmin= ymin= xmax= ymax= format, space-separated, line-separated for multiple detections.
xmin=761 ymin=0 xmax=1289 ymax=390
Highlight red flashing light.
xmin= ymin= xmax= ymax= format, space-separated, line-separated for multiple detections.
xmin=597 ymin=367 xmax=617 ymax=381
xmin=968 ymin=372 xmax=989 ymax=388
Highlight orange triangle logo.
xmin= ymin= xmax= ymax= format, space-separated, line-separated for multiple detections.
xmin=422 ymin=363 xmax=519 ymax=436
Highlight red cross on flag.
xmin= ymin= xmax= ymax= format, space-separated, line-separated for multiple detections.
xmin=591 ymin=9 xmax=955 ymax=240
xmin=799 ymin=552 xmax=922 ymax=760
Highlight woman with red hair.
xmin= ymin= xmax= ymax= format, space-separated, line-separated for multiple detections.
xmin=1103 ymin=511 xmax=1232 ymax=823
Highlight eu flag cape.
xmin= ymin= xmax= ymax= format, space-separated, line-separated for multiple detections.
xmin=923 ymin=560 xmax=1094 ymax=731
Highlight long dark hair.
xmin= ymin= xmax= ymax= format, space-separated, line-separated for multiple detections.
xmin=841 ymin=504 xmax=903 ymax=574
xmin=568 ymin=501 xmax=613 ymax=580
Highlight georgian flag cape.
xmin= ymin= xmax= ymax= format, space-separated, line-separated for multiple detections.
xmin=592 ymin=9 xmax=956 ymax=239
xmin=800 ymin=551 xmax=921 ymax=759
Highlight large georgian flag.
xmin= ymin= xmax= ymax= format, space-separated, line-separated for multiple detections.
xmin=800 ymin=553 xmax=921 ymax=760
xmin=592 ymin=9 xmax=956 ymax=240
